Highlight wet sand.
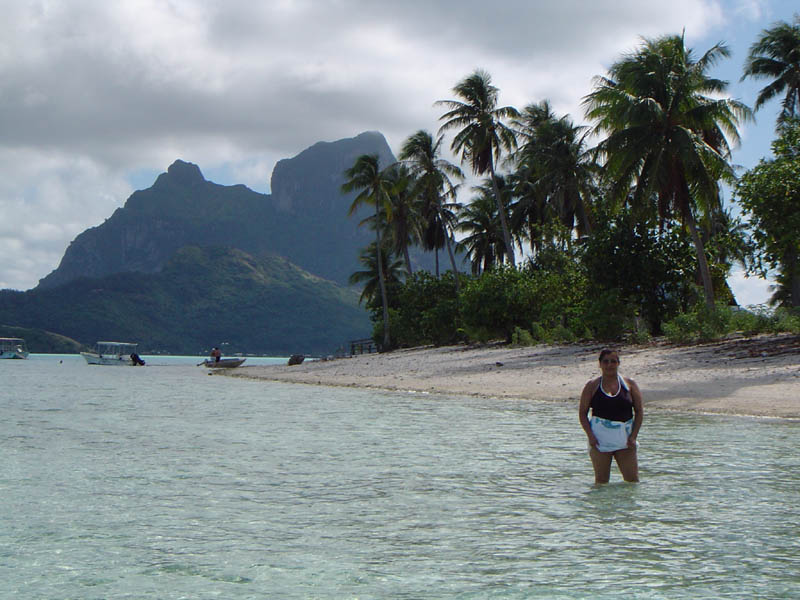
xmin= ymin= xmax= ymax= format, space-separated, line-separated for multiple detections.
xmin=224 ymin=334 xmax=800 ymax=418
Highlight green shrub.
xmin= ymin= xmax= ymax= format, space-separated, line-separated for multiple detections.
xmin=459 ymin=266 xmax=540 ymax=342
xmin=728 ymin=305 xmax=800 ymax=335
xmin=511 ymin=327 xmax=536 ymax=347
xmin=551 ymin=324 xmax=576 ymax=343
xmin=382 ymin=271 xmax=463 ymax=348
xmin=773 ymin=308 xmax=800 ymax=333
xmin=529 ymin=322 xmax=549 ymax=342
xmin=729 ymin=307 xmax=771 ymax=335
xmin=582 ymin=289 xmax=637 ymax=341
xmin=662 ymin=304 xmax=733 ymax=343
xmin=628 ymin=328 xmax=652 ymax=345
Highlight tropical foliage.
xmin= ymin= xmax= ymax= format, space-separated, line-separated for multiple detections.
xmin=736 ymin=118 xmax=800 ymax=307
xmin=437 ymin=70 xmax=520 ymax=266
xmin=346 ymin=26 xmax=800 ymax=351
xmin=399 ymin=130 xmax=463 ymax=287
xmin=742 ymin=14 xmax=800 ymax=126
xmin=583 ymin=33 xmax=750 ymax=308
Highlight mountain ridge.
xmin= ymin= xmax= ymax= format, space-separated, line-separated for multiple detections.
xmin=37 ymin=131 xmax=410 ymax=289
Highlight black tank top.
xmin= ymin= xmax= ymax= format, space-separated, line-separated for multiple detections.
xmin=590 ymin=375 xmax=633 ymax=422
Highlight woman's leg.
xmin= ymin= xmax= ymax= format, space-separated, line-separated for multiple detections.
xmin=613 ymin=447 xmax=639 ymax=482
xmin=589 ymin=446 xmax=613 ymax=484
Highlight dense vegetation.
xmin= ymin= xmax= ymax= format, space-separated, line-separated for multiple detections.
xmin=345 ymin=23 xmax=800 ymax=350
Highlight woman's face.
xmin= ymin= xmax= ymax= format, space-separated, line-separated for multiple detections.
xmin=600 ymin=352 xmax=620 ymax=375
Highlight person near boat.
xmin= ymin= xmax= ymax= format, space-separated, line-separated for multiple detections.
xmin=578 ymin=348 xmax=643 ymax=484
xmin=210 ymin=347 xmax=222 ymax=362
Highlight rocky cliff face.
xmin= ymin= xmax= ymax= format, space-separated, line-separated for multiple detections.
xmin=271 ymin=131 xmax=395 ymax=214
xmin=37 ymin=132 xmax=400 ymax=289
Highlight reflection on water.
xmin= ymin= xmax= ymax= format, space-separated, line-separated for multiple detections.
xmin=2 ymin=356 xmax=799 ymax=599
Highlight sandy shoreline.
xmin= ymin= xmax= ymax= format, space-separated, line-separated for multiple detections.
xmin=224 ymin=334 xmax=800 ymax=419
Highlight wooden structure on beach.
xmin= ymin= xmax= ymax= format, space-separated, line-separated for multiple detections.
xmin=349 ymin=338 xmax=377 ymax=355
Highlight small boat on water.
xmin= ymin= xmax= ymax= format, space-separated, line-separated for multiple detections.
xmin=0 ymin=337 xmax=29 ymax=359
xmin=81 ymin=341 xmax=145 ymax=366
xmin=201 ymin=358 xmax=246 ymax=369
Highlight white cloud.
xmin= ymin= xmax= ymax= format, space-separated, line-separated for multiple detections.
xmin=728 ymin=267 xmax=773 ymax=307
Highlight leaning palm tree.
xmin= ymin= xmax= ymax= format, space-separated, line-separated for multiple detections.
xmin=584 ymin=33 xmax=751 ymax=308
xmin=342 ymin=154 xmax=394 ymax=349
xmin=437 ymin=70 xmax=519 ymax=266
xmin=399 ymin=130 xmax=464 ymax=290
xmin=742 ymin=14 xmax=800 ymax=126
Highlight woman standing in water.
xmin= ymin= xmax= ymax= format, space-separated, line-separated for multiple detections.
xmin=579 ymin=348 xmax=643 ymax=483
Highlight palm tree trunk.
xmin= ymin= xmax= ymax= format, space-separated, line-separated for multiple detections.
xmin=443 ymin=220 xmax=461 ymax=296
xmin=685 ymin=210 xmax=715 ymax=309
xmin=574 ymin=190 xmax=592 ymax=237
xmin=488 ymin=161 xmax=516 ymax=267
xmin=375 ymin=205 xmax=391 ymax=349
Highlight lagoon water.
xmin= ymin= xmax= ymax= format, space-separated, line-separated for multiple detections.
xmin=2 ymin=354 xmax=799 ymax=599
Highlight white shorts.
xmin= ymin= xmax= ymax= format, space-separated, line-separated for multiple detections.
xmin=590 ymin=416 xmax=635 ymax=453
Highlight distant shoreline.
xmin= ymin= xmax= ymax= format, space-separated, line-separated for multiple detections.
xmin=223 ymin=334 xmax=800 ymax=419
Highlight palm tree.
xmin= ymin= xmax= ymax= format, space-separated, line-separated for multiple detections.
xmin=342 ymin=154 xmax=394 ymax=349
xmin=511 ymin=100 xmax=597 ymax=238
xmin=507 ymin=170 xmax=551 ymax=254
xmin=349 ymin=242 xmax=406 ymax=306
xmin=584 ymin=33 xmax=751 ymax=308
xmin=742 ymin=15 xmax=800 ymax=126
xmin=456 ymin=178 xmax=510 ymax=274
xmin=437 ymin=70 xmax=519 ymax=266
xmin=399 ymin=130 xmax=464 ymax=291
xmin=382 ymin=164 xmax=422 ymax=276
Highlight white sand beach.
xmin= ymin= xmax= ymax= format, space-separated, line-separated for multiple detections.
xmin=224 ymin=334 xmax=800 ymax=419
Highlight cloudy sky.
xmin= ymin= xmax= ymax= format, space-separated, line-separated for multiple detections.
xmin=1 ymin=0 xmax=796 ymax=303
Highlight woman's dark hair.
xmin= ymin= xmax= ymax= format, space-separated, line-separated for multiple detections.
xmin=599 ymin=348 xmax=619 ymax=362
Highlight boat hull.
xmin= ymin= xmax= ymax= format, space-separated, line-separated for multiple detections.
xmin=202 ymin=358 xmax=246 ymax=369
xmin=0 ymin=350 xmax=29 ymax=359
xmin=81 ymin=352 xmax=136 ymax=366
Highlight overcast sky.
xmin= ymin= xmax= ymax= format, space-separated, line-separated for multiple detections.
xmin=1 ymin=0 xmax=796 ymax=304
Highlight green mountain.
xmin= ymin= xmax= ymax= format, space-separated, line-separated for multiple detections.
xmin=0 ymin=247 xmax=370 ymax=356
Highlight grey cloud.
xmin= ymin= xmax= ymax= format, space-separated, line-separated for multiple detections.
xmin=0 ymin=0 xmax=782 ymax=293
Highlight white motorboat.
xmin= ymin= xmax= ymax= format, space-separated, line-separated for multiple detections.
xmin=0 ymin=337 xmax=29 ymax=359
xmin=81 ymin=341 xmax=144 ymax=365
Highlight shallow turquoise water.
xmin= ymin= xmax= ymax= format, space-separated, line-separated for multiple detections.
xmin=2 ymin=355 xmax=799 ymax=598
